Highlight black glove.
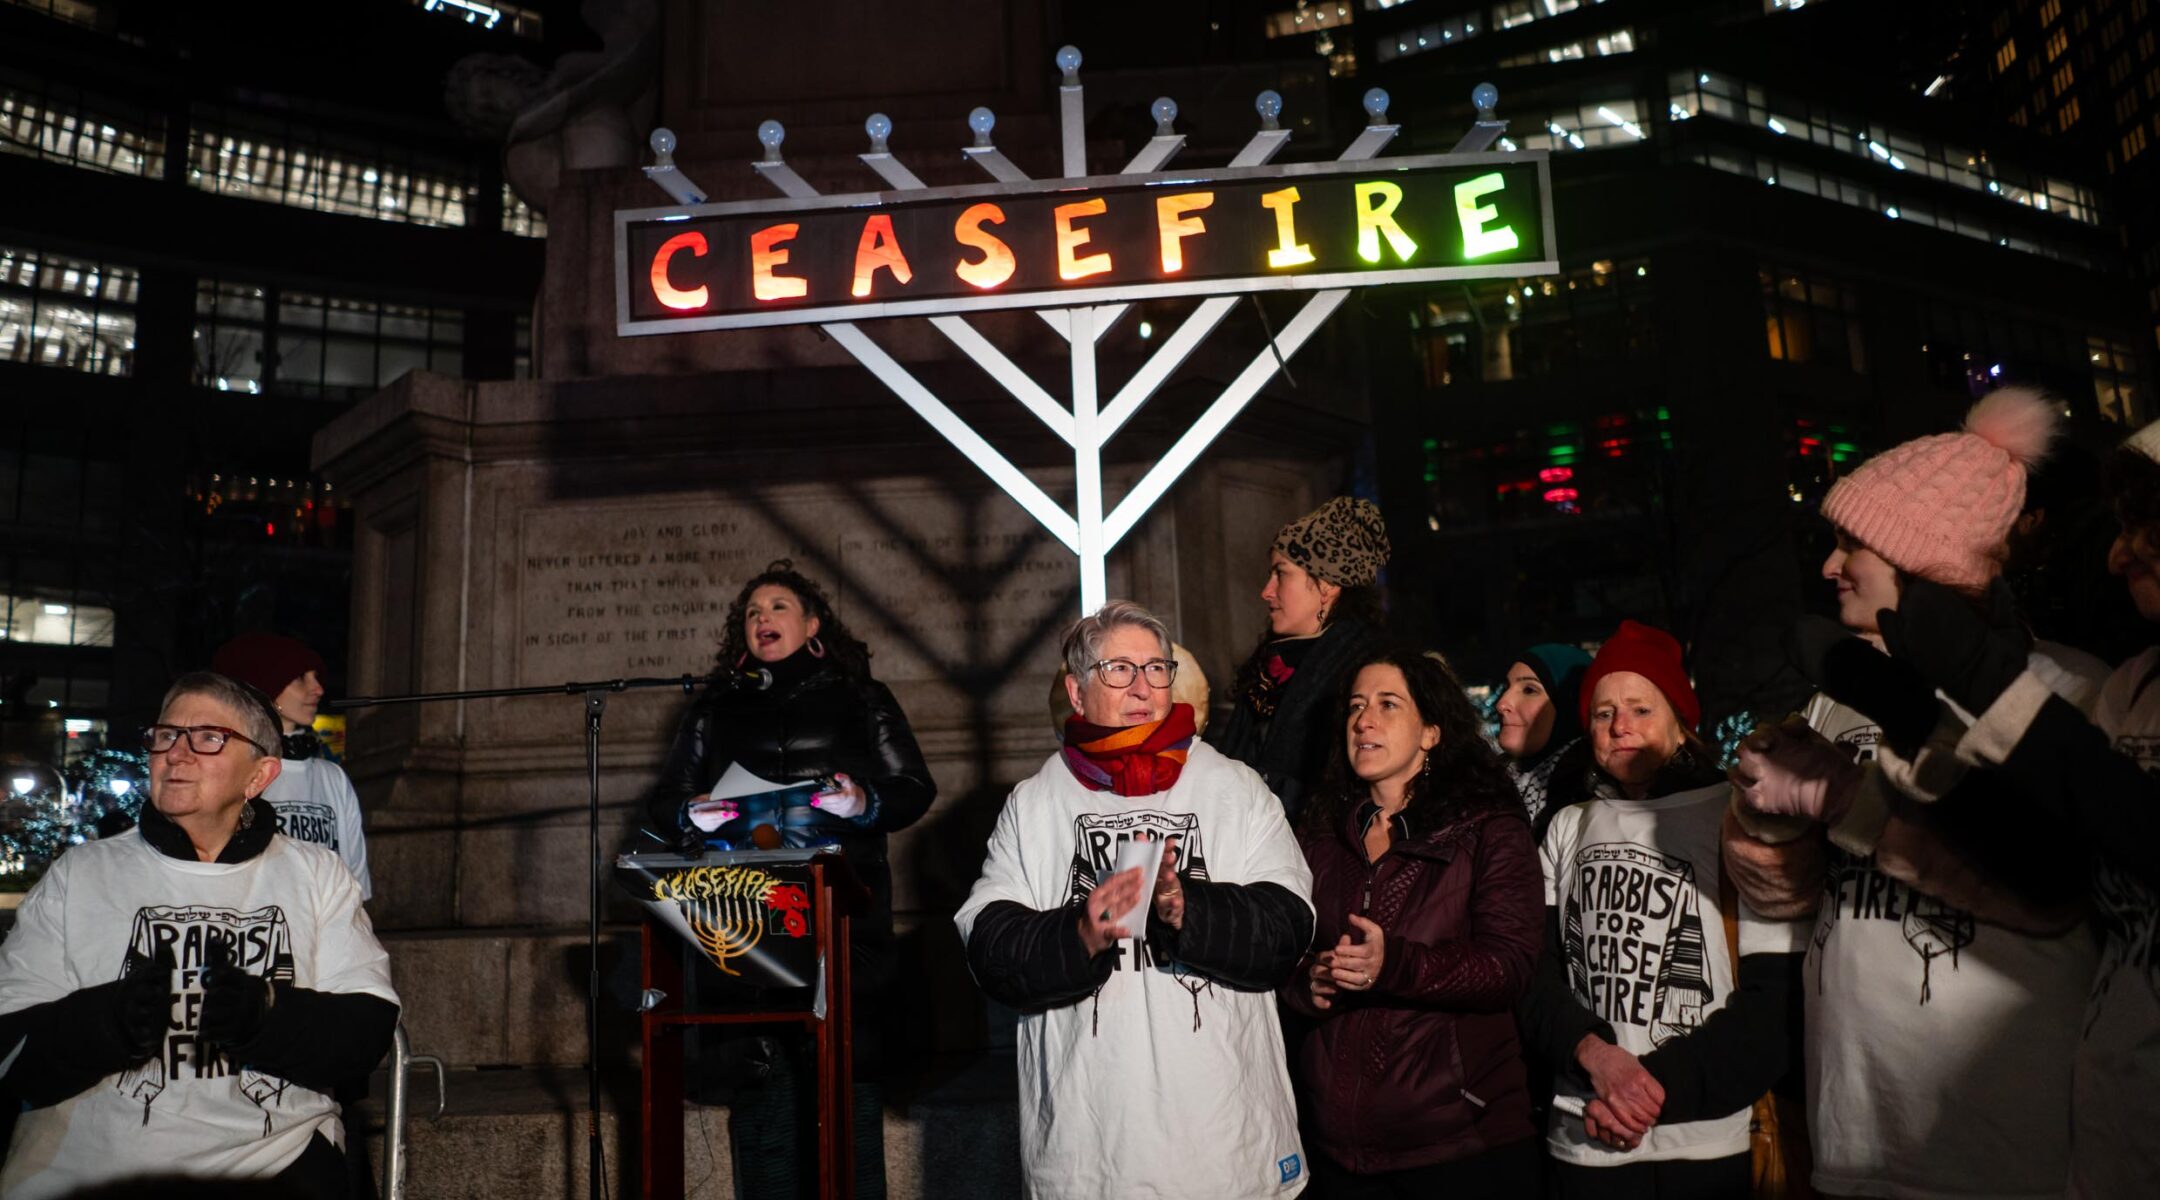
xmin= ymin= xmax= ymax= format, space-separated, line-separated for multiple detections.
xmin=1878 ymin=577 xmax=2033 ymax=715
xmin=116 ymin=945 xmax=175 ymax=1064
xmin=1785 ymin=615 xmax=1940 ymax=758
xmin=198 ymin=940 xmax=274 ymax=1051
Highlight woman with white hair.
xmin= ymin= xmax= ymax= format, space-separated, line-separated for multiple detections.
xmin=0 ymin=672 xmax=398 ymax=1199
xmin=958 ymin=600 xmax=1317 ymax=1198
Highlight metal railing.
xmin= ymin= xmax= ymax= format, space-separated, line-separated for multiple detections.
xmin=381 ymin=1022 xmax=446 ymax=1200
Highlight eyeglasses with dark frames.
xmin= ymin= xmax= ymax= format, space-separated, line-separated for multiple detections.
xmin=142 ymin=724 xmax=271 ymax=756
xmin=1087 ymin=658 xmax=1178 ymax=689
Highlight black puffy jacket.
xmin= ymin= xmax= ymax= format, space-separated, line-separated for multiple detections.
xmin=645 ymin=651 xmax=935 ymax=1001
xmin=1214 ymin=618 xmax=1385 ymax=822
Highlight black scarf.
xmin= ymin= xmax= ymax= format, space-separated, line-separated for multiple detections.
xmin=137 ymin=796 xmax=278 ymax=864
xmin=1233 ymin=632 xmax=1324 ymax=721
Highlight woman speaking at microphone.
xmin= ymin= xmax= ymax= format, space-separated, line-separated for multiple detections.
xmin=644 ymin=559 xmax=935 ymax=1200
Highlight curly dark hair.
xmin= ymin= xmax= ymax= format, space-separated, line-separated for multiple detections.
xmin=714 ymin=560 xmax=873 ymax=680
xmin=1299 ymin=646 xmax=1524 ymax=839
xmin=2104 ymin=444 xmax=2160 ymax=549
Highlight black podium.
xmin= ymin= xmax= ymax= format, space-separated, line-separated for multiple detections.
xmin=617 ymin=848 xmax=867 ymax=1200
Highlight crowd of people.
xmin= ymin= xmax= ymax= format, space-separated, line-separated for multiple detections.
xmin=957 ymin=384 xmax=2156 ymax=1199
xmin=4 ymin=380 xmax=2156 ymax=1199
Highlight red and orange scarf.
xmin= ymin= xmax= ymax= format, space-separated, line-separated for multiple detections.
xmin=1060 ymin=704 xmax=1197 ymax=797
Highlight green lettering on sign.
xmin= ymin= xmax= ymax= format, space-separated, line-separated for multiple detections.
xmin=1454 ymin=172 xmax=1520 ymax=259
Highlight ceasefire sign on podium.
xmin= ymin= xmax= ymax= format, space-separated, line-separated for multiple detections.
xmin=612 ymin=55 xmax=1559 ymax=613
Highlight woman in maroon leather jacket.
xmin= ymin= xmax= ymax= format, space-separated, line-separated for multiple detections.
xmin=1282 ymin=647 xmax=1546 ymax=1198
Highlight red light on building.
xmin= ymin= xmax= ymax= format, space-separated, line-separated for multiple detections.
xmin=1538 ymin=466 xmax=1574 ymax=484
xmin=1542 ymin=487 xmax=1579 ymax=504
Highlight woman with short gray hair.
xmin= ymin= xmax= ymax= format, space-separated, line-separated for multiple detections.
xmin=1061 ymin=599 xmax=1174 ymax=682
xmin=0 ymin=671 xmax=398 ymax=1198
xmin=958 ymin=599 xmax=1316 ymax=1197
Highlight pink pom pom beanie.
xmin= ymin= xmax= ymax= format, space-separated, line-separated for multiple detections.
xmin=1819 ymin=386 xmax=2060 ymax=592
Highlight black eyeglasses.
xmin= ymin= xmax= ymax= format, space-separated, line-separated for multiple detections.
xmin=1088 ymin=658 xmax=1178 ymax=689
xmin=142 ymin=724 xmax=270 ymax=756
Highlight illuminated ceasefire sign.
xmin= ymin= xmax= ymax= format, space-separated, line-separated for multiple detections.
xmin=615 ymin=58 xmax=1556 ymax=612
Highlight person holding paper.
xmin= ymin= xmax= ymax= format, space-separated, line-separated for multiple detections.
xmin=643 ymin=559 xmax=934 ymax=1200
xmin=957 ymin=600 xmax=1317 ymax=1199
xmin=1281 ymin=647 xmax=1545 ymax=1195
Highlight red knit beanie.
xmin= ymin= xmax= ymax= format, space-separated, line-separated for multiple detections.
xmin=1579 ymin=620 xmax=1700 ymax=732
xmin=211 ymin=632 xmax=325 ymax=701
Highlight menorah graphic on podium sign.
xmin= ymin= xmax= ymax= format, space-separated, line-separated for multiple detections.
xmin=634 ymin=860 xmax=814 ymax=982
xmin=614 ymin=47 xmax=1560 ymax=613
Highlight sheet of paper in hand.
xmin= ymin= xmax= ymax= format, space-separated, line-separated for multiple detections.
xmin=688 ymin=761 xmax=838 ymax=847
xmin=1111 ymin=836 xmax=1167 ymax=936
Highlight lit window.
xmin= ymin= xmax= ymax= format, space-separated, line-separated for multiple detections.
xmin=2040 ymin=0 xmax=2062 ymax=26
xmin=411 ymin=0 xmax=545 ymax=38
xmin=1668 ymin=68 xmax=2100 ymax=225
xmin=185 ymin=112 xmax=477 ymax=229
xmin=0 ymin=83 xmax=166 ymax=179
xmin=0 ymin=0 xmax=104 ymax=30
xmin=503 ymin=184 xmax=547 ymax=238
xmin=1997 ymin=38 xmax=2019 ymax=73
xmin=0 ymin=244 xmax=136 ymax=377
xmin=193 ymin=281 xmax=466 ymax=401
xmin=1370 ymin=13 xmax=1478 ymax=61
xmin=1761 ymin=268 xmax=1867 ymax=374
xmin=2092 ymin=336 xmax=2148 ymax=424
xmin=2048 ymin=29 xmax=2070 ymax=61
xmin=0 ymin=594 xmax=115 ymax=647
xmin=1498 ymin=26 xmax=1635 ymax=67
xmin=1513 ymin=98 xmax=1647 ymax=152
xmin=2060 ymin=96 xmax=2083 ymax=129
xmin=2054 ymin=63 xmax=2077 ymax=96
xmin=1263 ymin=2 xmax=1354 ymax=38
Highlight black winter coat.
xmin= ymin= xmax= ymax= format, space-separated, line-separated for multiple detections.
xmin=645 ymin=655 xmax=935 ymax=1004
xmin=1214 ymin=618 xmax=1385 ymax=821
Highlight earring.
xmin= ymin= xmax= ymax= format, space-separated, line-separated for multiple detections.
xmin=807 ymin=636 xmax=826 ymax=659
xmin=237 ymin=802 xmax=256 ymax=830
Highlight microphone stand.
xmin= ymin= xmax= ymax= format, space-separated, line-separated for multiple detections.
xmin=333 ymin=672 xmax=723 ymax=1200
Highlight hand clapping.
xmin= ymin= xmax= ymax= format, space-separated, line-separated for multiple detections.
xmin=1077 ymin=867 xmax=1144 ymax=957
xmin=1152 ymin=843 xmax=1184 ymax=930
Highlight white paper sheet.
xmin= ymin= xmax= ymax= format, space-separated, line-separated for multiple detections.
xmin=686 ymin=762 xmax=801 ymax=831
xmin=1110 ymin=836 xmax=1166 ymax=937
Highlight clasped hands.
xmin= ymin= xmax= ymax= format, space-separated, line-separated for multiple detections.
xmin=116 ymin=941 xmax=275 ymax=1064
xmin=1305 ymin=914 xmax=1386 ymax=1010
xmin=1077 ymin=843 xmax=1185 ymax=956
xmin=1575 ymin=1033 xmax=1666 ymax=1151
